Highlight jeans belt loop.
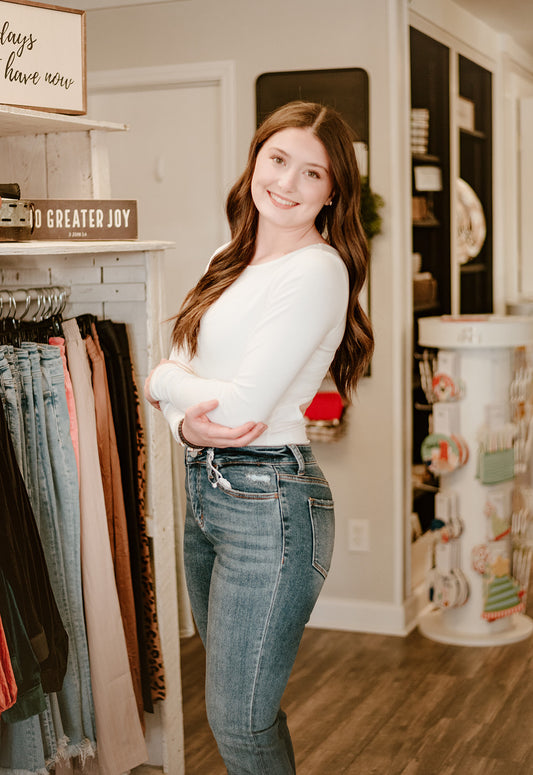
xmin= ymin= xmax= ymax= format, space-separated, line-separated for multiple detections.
xmin=288 ymin=444 xmax=305 ymax=475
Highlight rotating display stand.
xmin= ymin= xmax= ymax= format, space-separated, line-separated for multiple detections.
xmin=417 ymin=315 xmax=533 ymax=646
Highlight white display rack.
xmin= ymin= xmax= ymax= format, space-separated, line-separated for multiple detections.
xmin=417 ymin=315 xmax=533 ymax=647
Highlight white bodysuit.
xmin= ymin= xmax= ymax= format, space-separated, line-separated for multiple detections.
xmin=149 ymin=243 xmax=349 ymax=446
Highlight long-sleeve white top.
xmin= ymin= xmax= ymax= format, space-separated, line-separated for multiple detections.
xmin=149 ymin=243 xmax=349 ymax=446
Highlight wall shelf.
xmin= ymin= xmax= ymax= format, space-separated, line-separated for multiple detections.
xmin=0 ymin=104 xmax=127 ymax=136
xmin=0 ymin=240 xmax=173 ymax=256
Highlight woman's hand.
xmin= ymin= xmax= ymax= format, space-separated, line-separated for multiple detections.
xmin=182 ymin=399 xmax=267 ymax=448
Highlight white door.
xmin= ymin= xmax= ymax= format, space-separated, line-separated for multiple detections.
xmin=88 ymin=76 xmax=228 ymax=343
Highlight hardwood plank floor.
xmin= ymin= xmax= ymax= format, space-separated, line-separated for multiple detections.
xmin=180 ymin=597 xmax=533 ymax=774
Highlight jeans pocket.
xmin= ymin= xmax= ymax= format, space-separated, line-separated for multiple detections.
xmin=216 ymin=464 xmax=279 ymax=500
xmin=308 ymin=497 xmax=335 ymax=578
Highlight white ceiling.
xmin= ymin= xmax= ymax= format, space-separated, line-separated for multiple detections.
xmin=452 ymin=0 xmax=533 ymax=57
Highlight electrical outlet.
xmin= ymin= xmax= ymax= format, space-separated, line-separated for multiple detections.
xmin=348 ymin=519 xmax=370 ymax=552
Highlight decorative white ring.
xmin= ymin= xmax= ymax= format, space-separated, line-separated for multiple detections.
xmin=456 ymin=178 xmax=486 ymax=263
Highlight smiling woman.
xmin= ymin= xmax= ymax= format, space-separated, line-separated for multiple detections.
xmin=250 ymin=127 xmax=334 ymax=264
xmin=145 ymin=101 xmax=373 ymax=774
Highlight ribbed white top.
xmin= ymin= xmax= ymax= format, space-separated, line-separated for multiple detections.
xmin=150 ymin=243 xmax=349 ymax=445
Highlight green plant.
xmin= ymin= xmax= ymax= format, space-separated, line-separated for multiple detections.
xmin=360 ymin=176 xmax=384 ymax=241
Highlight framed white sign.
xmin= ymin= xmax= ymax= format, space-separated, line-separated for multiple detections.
xmin=0 ymin=0 xmax=86 ymax=114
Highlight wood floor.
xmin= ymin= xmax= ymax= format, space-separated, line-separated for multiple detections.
xmin=180 ymin=595 xmax=533 ymax=774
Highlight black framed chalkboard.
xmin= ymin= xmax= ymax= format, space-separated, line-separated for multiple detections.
xmin=256 ymin=67 xmax=369 ymax=163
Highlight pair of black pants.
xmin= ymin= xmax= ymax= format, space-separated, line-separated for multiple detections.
xmin=95 ymin=320 xmax=152 ymax=712
xmin=0 ymin=399 xmax=68 ymax=694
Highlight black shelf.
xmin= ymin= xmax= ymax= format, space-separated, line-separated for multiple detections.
xmin=413 ymin=301 xmax=441 ymax=313
xmin=459 ymin=127 xmax=486 ymax=140
xmin=412 ymin=153 xmax=441 ymax=163
xmin=413 ymin=218 xmax=440 ymax=228
xmin=460 ymin=262 xmax=487 ymax=274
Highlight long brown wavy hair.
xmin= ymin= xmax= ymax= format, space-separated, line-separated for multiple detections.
xmin=171 ymin=100 xmax=374 ymax=401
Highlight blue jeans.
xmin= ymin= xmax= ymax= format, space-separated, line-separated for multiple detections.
xmin=0 ymin=347 xmax=25 ymax=478
xmin=38 ymin=344 xmax=96 ymax=757
xmin=184 ymin=444 xmax=335 ymax=775
xmin=0 ymin=345 xmax=96 ymax=771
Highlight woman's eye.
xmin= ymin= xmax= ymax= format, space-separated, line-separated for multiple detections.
xmin=271 ymin=156 xmax=284 ymax=165
xmin=306 ymin=169 xmax=320 ymax=179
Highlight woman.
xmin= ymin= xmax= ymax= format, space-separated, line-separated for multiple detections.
xmin=145 ymin=100 xmax=373 ymax=774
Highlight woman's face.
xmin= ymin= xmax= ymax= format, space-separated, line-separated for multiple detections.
xmin=251 ymin=127 xmax=334 ymax=234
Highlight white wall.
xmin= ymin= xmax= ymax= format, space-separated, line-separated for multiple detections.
xmin=85 ymin=0 xmax=533 ymax=633
xmin=85 ymin=0 xmax=412 ymax=633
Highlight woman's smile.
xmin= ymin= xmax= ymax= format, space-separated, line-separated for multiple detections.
xmin=268 ymin=190 xmax=299 ymax=208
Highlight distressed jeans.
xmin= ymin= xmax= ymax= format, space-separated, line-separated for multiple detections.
xmin=184 ymin=444 xmax=335 ymax=775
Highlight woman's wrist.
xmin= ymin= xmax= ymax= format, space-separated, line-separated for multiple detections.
xmin=178 ymin=418 xmax=205 ymax=449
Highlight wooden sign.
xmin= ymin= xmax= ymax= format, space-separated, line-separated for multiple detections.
xmin=0 ymin=0 xmax=86 ymax=114
xmin=32 ymin=200 xmax=138 ymax=240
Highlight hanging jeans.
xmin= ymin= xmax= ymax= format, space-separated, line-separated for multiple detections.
xmin=62 ymin=318 xmax=147 ymax=775
xmin=0 ymin=347 xmax=25 ymax=479
xmin=0 ymin=343 xmax=96 ymax=770
xmin=38 ymin=343 xmax=96 ymax=758
xmin=184 ymin=444 xmax=335 ymax=775
xmin=49 ymin=336 xmax=80 ymax=475
xmin=16 ymin=347 xmax=40 ymax=515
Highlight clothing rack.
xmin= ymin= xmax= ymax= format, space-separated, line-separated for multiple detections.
xmin=0 ymin=285 xmax=70 ymax=323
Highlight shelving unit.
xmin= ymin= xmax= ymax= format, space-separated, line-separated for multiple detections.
xmin=409 ymin=26 xmax=494 ymax=593
xmin=410 ymin=28 xmax=451 ymax=543
xmin=0 ymin=108 xmax=184 ymax=773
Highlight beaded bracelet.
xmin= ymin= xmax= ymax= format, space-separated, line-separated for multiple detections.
xmin=178 ymin=418 xmax=205 ymax=449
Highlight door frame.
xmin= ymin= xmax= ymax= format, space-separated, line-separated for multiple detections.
xmin=87 ymin=59 xmax=237 ymax=195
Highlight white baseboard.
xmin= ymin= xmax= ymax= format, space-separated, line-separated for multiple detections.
xmin=307 ymin=585 xmax=432 ymax=637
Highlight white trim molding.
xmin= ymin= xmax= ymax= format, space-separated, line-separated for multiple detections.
xmin=87 ymin=60 xmax=237 ymax=194
xmin=308 ymin=589 xmax=431 ymax=637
